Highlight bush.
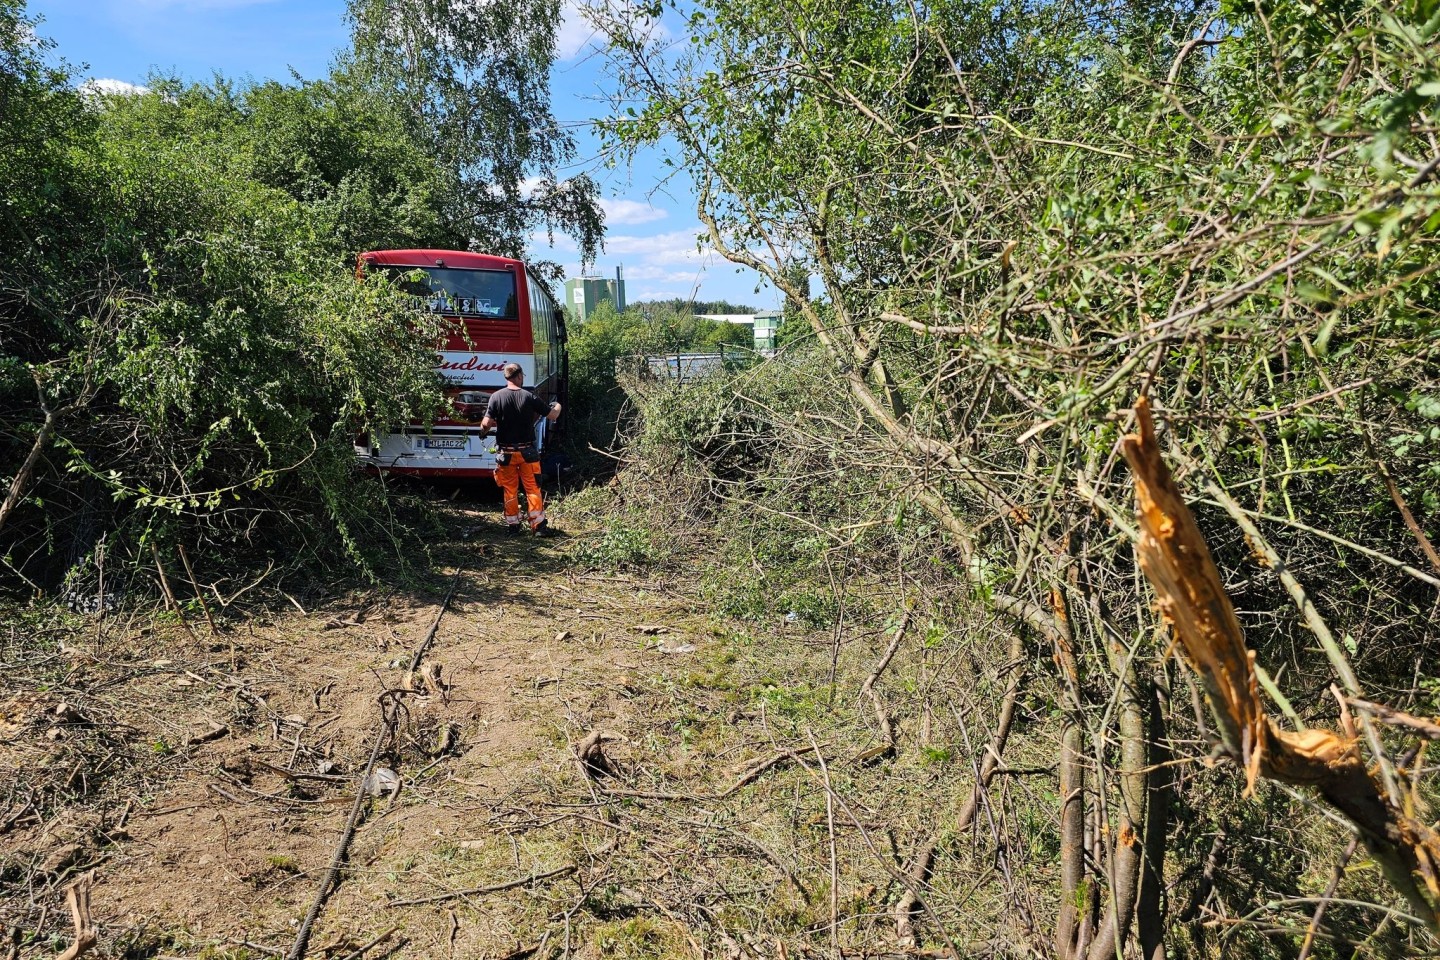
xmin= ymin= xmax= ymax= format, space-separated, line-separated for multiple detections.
xmin=0 ymin=8 xmax=471 ymax=588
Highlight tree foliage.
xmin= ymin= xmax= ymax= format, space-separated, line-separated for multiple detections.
xmin=346 ymin=0 xmax=605 ymax=275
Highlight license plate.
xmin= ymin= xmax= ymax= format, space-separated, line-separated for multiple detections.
xmin=419 ymin=437 xmax=467 ymax=450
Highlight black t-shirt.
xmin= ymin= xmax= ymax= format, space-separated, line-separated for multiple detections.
xmin=485 ymin=386 xmax=551 ymax=447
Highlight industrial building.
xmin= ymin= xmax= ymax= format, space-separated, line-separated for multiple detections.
xmin=751 ymin=311 xmax=782 ymax=353
xmin=563 ymin=268 xmax=626 ymax=323
xmin=694 ymin=310 xmax=784 ymax=355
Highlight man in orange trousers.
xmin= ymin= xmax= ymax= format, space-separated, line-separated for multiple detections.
xmin=480 ymin=362 xmax=562 ymax=536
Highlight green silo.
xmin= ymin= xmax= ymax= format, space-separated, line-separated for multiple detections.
xmin=563 ymin=267 xmax=626 ymax=323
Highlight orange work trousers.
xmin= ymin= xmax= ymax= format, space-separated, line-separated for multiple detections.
xmin=495 ymin=455 xmax=545 ymax=530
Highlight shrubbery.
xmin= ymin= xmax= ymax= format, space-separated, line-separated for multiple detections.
xmin=585 ymin=0 xmax=1440 ymax=950
xmin=563 ymin=299 xmax=754 ymax=454
xmin=0 ymin=0 xmax=600 ymax=591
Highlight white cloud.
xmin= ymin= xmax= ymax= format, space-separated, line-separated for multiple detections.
xmin=599 ymin=197 xmax=668 ymax=226
xmin=556 ymin=0 xmax=598 ymax=60
xmin=81 ymin=78 xmax=150 ymax=97
xmin=630 ymin=287 xmax=703 ymax=302
xmin=528 ymin=221 xmax=777 ymax=304
xmin=606 ymin=228 xmax=711 ymax=264
xmin=124 ymin=0 xmax=280 ymax=9
xmin=556 ymin=0 xmax=672 ymax=61
xmin=615 ymin=263 xmax=705 ymax=283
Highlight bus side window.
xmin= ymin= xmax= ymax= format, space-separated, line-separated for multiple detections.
xmin=529 ymin=279 xmax=543 ymax=376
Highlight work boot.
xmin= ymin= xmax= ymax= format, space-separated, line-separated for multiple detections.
xmin=533 ymin=521 xmax=556 ymax=538
xmin=506 ymin=524 xmax=521 ymax=537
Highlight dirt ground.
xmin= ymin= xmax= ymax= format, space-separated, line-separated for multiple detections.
xmin=2 ymin=496 xmax=931 ymax=960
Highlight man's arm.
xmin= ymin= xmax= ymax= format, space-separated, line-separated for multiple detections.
xmin=480 ymin=394 xmax=500 ymax=434
xmin=526 ymin=392 xmax=560 ymax=422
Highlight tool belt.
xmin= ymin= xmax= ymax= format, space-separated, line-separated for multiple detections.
xmin=496 ymin=443 xmax=540 ymax=466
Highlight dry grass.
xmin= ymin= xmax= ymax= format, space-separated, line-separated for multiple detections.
xmin=0 ymin=494 xmax=1050 ymax=959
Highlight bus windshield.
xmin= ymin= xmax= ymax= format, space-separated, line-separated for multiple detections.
xmin=378 ymin=265 xmax=518 ymax=319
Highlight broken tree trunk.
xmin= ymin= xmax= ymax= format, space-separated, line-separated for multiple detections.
xmin=1121 ymin=396 xmax=1440 ymax=934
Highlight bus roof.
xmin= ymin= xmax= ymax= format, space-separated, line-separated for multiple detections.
xmin=359 ymin=249 xmax=525 ymax=271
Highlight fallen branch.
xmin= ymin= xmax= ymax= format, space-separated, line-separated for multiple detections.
xmin=1298 ymin=838 xmax=1359 ymax=960
xmin=402 ymin=570 xmax=462 ymax=691
xmin=56 ymin=871 xmax=97 ymax=960
xmin=1121 ymin=396 xmax=1440 ymax=933
xmin=151 ymin=543 xmax=198 ymax=643
xmin=718 ymin=746 xmax=818 ymax=797
xmin=176 ymin=543 xmax=219 ymax=637
xmin=334 ymin=925 xmax=398 ymax=960
xmin=0 ymin=368 xmax=95 ymax=538
xmin=288 ymin=568 xmax=464 ymax=960
xmin=596 ymin=745 xmax=818 ymax=801
xmin=385 ymin=864 xmax=576 ymax=908
xmin=895 ymin=633 xmax=1025 ymax=945
xmin=857 ymin=606 xmax=913 ymax=757
xmin=1348 ymin=699 xmax=1440 ymax=741
xmin=285 ymin=692 xmax=403 ymax=960
xmin=0 ymin=798 xmax=36 ymax=835
xmin=1371 ymin=447 xmax=1440 ymax=575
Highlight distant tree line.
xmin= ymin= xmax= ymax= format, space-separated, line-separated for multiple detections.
xmin=628 ymin=297 xmax=761 ymax=317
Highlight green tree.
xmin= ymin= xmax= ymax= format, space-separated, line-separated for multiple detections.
xmin=0 ymin=3 xmax=470 ymax=586
xmin=345 ymin=0 xmax=604 ymax=275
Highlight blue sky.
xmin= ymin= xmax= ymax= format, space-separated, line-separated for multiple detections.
xmin=27 ymin=0 xmax=775 ymax=309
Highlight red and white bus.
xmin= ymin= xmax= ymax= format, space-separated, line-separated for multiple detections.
xmin=354 ymin=249 xmax=567 ymax=478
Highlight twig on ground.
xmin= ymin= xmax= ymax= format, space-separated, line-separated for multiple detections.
xmin=856 ymin=606 xmax=913 ymax=757
xmin=176 ymin=543 xmax=219 ymax=637
xmin=386 ymin=864 xmax=577 ymax=908
xmin=151 ymin=544 xmax=197 ymax=642
xmin=894 ymin=632 xmax=1025 ymax=945
xmin=334 ymin=925 xmax=399 ymax=960
xmin=1298 ymin=838 xmax=1359 ymax=960
xmin=597 ymin=745 xmax=818 ymax=801
xmin=810 ymin=728 xmax=841 ymax=954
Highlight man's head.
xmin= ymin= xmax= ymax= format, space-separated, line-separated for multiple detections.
xmin=503 ymin=362 xmax=524 ymax=385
